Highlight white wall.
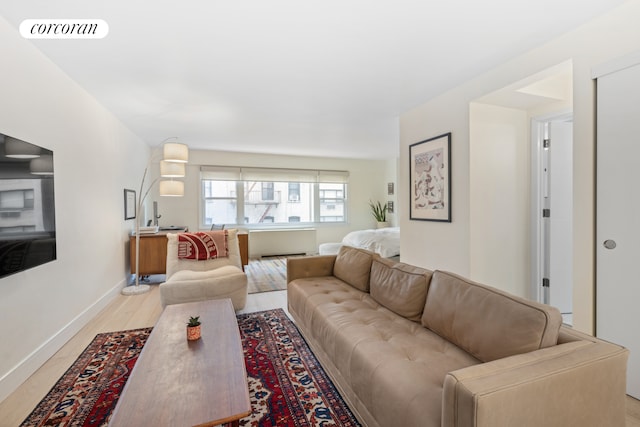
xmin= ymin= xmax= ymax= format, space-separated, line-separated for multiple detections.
xmin=399 ymin=0 xmax=640 ymax=334
xmin=145 ymin=149 xmax=398 ymax=251
xmin=469 ymin=103 xmax=529 ymax=297
xmin=400 ymin=90 xmax=471 ymax=274
xmin=384 ymin=157 xmax=399 ymax=226
xmin=0 ymin=17 xmax=149 ymax=401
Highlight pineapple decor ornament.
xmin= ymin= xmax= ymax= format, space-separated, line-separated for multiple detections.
xmin=187 ymin=316 xmax=202 ymax=341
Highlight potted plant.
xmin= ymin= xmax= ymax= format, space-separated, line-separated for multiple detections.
xmin=368 ymin=200 xmax=389 ymax=228
xmin=187 ymin=315 xmax=201 ymax=341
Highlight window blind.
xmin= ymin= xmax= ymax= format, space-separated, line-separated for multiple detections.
xmin=200 ymin=166 xmax=348 ymax=183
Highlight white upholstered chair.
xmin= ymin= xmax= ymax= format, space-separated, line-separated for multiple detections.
xmin=159 ymin=229 xmax=248 ymax=310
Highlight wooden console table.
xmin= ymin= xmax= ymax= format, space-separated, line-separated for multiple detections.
xmin=130 ymin=231 xmax=249 ymax=275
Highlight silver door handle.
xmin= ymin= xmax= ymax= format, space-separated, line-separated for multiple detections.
xmin=603 ymin=239 xmax=617 ymax=249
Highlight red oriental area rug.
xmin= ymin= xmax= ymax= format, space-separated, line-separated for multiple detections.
xmin=20 ymin=309 xmax=361 ymax=427
xmin=237 ymin=309 xmax=360 ymax=427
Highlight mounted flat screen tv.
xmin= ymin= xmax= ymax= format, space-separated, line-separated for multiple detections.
xmin=0 ymin=133 xmax=56 ymax=278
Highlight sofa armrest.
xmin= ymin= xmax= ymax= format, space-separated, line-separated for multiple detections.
xmin=287 ymin=255 xmax=337 ymax=283
xmin=442 ymin=339 xmax=628 ymax=427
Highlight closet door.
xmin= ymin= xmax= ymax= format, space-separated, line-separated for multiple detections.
xmin=596 ymin=58 xmax=640 ymax=399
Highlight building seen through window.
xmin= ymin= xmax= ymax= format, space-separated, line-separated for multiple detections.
xmin=200 ymin=168 xmax=348 ymax=227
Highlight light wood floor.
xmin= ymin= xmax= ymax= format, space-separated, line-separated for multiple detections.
xmin=0 ymin=286 xmax=638 ymax=426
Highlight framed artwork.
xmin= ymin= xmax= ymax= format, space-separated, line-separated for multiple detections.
xmin=387 ymin=182 xmax=394 ymax=195
xmin=124 ymin=189 xmax=136 ymax=220
xmin=409 ymin=132 xmax=451 ymax=222
xmin=387 ymin=201 xmax=394 ymax=213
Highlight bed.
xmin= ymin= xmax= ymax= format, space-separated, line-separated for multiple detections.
xmin=318 ymin=227 xmax=400 ymax=258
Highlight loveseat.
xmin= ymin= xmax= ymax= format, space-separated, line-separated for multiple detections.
xmin=287 ymin=246 xmax=628 ymax=427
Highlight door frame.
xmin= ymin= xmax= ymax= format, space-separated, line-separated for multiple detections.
xmin=530 ymin=110 xmax=572 ymax=305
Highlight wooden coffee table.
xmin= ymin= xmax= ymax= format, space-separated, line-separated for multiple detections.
xmin=109 ymin=299 xmax=251 ymax=427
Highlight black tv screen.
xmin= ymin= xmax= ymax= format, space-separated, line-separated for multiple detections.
xmin=0 ymin=133 xmax=56 ymax=278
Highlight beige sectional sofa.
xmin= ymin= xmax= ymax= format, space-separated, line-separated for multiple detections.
xmin=287 ymin=246 xmax=629 ymax=427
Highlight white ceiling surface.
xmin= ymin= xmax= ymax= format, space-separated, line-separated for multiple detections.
xmin=0 ymin=1 xmax=628 ymax=159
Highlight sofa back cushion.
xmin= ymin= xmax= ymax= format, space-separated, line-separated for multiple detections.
xmin=422 ymin=271 xmax=562 ymax=362
xmin=370 ymin=257 xmax=432 ymax=321
xmin=333 ymin=245 xmax=376 ymax=292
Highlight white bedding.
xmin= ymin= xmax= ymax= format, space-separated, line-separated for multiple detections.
xmin=339 ymin=227 xmax=400 ymax=258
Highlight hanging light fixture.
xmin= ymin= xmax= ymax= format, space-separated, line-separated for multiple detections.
xmin=5 ymin=136 xmax=41 ymax=159
xmin=163 ymin=141 xmax=189 ymax=163
xmin=159 ymin=180 xmax=185 ymax=196
xmin=159 ymin=146 xmax=186 ymax=197
xmin=160 ymin=160 xmax=186 ymax=177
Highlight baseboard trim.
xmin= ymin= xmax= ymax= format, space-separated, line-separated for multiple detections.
xmin=0 ymin=279 xmax=125 ymax=403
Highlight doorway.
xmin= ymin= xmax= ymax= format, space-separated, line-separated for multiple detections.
xmin=531 ymin=114 xmax=573 ymax=323
xmin=469 ymin=60 xmax=573 ymax=304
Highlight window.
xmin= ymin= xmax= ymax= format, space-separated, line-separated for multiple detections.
xmin=0 ymin=212 xmax=21 ymax=219
xmin=0 ymin=189 xmax=34 ymax=210
xmin=200 ymin=166 xmax=348 ymax=227
xmin=0 ymin=188 xmax=39 ymax=235
xmin=245 ymin=181 xmax=310 ymax=223
xmin=202 ymin=180 xmax=239 ymax=226
xmin=319 ymin=183 xmax=346 ymax=222
xmin=288 ymin=183 xmax=300 ymax=202
xmin=261 ymin=182 xmax=274 ymax=201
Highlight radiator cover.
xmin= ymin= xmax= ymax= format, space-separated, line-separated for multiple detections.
xmin=249 ymin=228 xmax=317 ymax=258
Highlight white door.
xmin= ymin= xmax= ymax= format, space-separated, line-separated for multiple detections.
xmin=547 ymin=121 xmax=573 ymax=316
xmin=596 ymin=60 xmax=640 ymax=399
xmin=532 ymin=116 xmax=573 ymax=320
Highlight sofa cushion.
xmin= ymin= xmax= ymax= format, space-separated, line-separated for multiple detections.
xmin=159 ymin=265 xmax=247 ymax=309
xmin=288 ymin=277 xmax=479 ymax=427
xmin=333 ymin=245 xmax=376 ymax=292
xmin=369 ymin=257 xmax=432 ymax=322
xmin=422 ymin=271 xmax=562 ymax=363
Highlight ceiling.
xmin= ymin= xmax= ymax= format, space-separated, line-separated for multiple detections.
xmin=0 ymin=1 xmax=628 ymax=159
xmin=475 ymin=60 xmax=573 ymax=112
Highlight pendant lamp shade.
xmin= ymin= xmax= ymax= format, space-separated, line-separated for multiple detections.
xmin=159 ymin=180 xmax=184 ymax=196
xmin=5 ymin=136 xmax=41 ymax=159
xmin=163 ymin=142 xmax=188 ymax=163
xmin=30 ymin=154 xmax=54 ymax=175
xmin=160 ymin=160 xmax=186 ymax=177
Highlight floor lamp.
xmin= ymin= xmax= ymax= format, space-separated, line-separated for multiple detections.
xmin=122 ymin=140 xmax=189 ymax=296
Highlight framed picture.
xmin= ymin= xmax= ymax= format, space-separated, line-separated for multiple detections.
xmin=409 ymin=132 xmax=451 ymax=222
xmin=124 ymin=189 xmax=136 ymax=220
xmin=387 ymin=201 xmax=394 ymax=213
xmin=387 ymin=182 xmax=394 ymax=195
